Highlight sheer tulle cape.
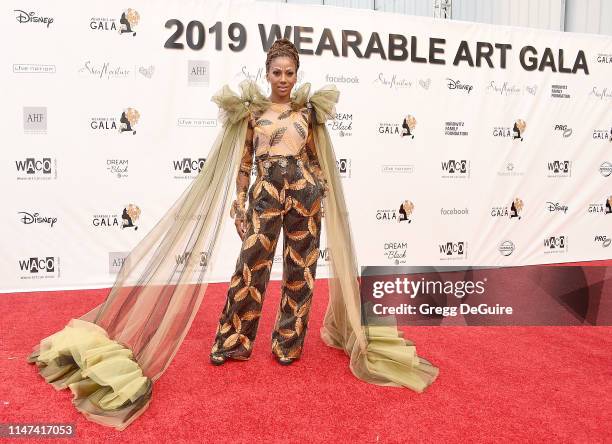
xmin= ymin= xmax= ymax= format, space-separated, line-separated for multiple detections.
xmin=26 ymin=79 xmax=438 ymax=431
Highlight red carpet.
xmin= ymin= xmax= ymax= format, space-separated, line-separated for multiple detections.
xmin=1 ymin=280 xmax=610 ymax=442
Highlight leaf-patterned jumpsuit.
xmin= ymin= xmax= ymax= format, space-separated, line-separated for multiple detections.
xmin=210 ymin=100 xmax=328 ymax=361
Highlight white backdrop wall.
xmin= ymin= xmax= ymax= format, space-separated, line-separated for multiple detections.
xmin=264 ymin=0 xmax=612 ymax=36
xmin=3 ymin=0 xmax=612 ymax=292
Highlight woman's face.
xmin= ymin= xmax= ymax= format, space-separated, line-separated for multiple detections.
xmin=267 ymin=56 xmax=297 ymax=101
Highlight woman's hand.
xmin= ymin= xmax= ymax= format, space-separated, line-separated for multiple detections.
xmin=235 ymin=217 xmax=249 ymax=241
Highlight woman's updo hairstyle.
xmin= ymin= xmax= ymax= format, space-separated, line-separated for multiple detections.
xmin=265 ymin=38 xmax=300 ymax=73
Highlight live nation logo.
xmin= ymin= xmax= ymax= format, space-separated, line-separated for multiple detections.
xmin=173 ymin=157 xmax=206 ymax=179
xmin=547 ymin=160 xmax=572 ymax=178
xmin=376 ymin=200 xmax=414 ymax=223
xmin=441 ymin=160 xmax=471 ymax=179
xmin=329 ymin=111 xmax=353 ymax=138
xmin=90 ymin=9 xmax=139 ymax=36
xmin=92 ymin=204 xmax=141 ymax=230
xmin=491 ymin=198 xmax=524 ymax=219
xmin=107 ymin=159 xmax=129 ymax=178
xmin=15 ymin=157 xmax=57 ymax=180
xmin=90 ymin=108 xmax=140 ymax=134
xmin=14 ymin=64 xmax=56 ymax=74
xmin=439 ymin=241 xmax=468 ymax=260
xmin=176 ymin=117 xmax=216 ymax=128
xmin=18 ymin=256 xmax=60 ymax=280
xmin=492 ymin=119 xmax=527 ymax=141
xmin=381 ymin=164 xmax=415 ymax=175
xmin=543 ymin=235 xmax=568 ymax=254
xmin=337 ymin=158 xmax=352 ymax=178
xmin=383 ymin=241 xmax=407 ymax=265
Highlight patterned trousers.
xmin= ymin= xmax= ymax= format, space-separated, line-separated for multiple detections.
xmin=211 ymin=154 xmax=325 ymax=360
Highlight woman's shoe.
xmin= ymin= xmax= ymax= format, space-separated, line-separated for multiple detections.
xmin=276 ymin=356 xmax=294 ymax=366
xmin=210 ymin=353 xmax=226 ymax=366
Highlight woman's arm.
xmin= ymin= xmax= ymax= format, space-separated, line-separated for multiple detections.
xmin=305 ymin=112 xmax=329 ymax=198
xmin=230 ymin=116 xmax=255 ymax=220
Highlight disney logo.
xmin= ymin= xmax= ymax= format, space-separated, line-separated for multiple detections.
xmin=18 ymin=211 xmax=57 ymax=227
xmin=446 ymin=78 xmax=474 ymax=94
xmin=546 ymin=202 xmax=568 ymax=213
xmin=14 ymin=10 xmax=54 ymax=27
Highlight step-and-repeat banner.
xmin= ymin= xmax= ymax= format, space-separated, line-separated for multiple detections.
xmin=3 ymin=0 xmax=612 ymax=292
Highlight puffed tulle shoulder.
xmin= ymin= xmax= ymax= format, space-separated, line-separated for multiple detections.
xmin=306 ymin=83 xmax=340 ymax=125
xmin=211 ymin=79 xmax=271 ymax=127
xmin=211 ymin=79 xmax=339 ymax=126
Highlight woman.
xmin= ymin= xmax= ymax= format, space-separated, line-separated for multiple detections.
xmin=26 ymin=38 xmax=438 ymax=431
xmin=210 ymin=39 xmax=329 ymax=366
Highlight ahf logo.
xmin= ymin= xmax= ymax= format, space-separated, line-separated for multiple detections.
xmin=23 ymin=107 xmax=47 ymax=133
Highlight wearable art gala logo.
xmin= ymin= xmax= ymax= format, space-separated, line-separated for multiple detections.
xmin=491 ymin=198 xmax=524 ymax=219
xmin=587 ymin=195 xmax=612 ymax=214
xmin=378 ymin=114 xmax=417 ymax=138
xmin=90 ymin=108 xmax=140 ymax=134
xmin=492 ymin=119 xmax=527 ymax=141
xmin=90 ymin=9 xmax=140 ymax=36
xmin=92 ymin=204 xmax=141 ymax=230
xmin=375 ymin=200 xmax=414 ymax=223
